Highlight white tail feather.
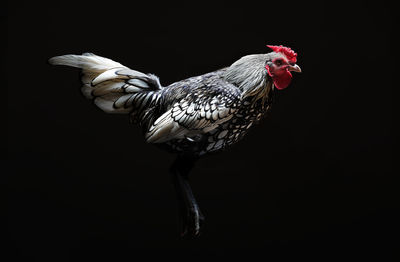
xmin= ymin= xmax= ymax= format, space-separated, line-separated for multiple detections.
xmin=49 ymin=53 xmax=162 ymax=114
xmin=48 ymin=53 xmax=123 ymax=71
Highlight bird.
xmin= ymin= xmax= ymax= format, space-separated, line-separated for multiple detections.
xmin=49 ymin=45 xmax=301 ymax=237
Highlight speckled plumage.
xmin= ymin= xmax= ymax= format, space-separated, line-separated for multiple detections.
xmin=49 ymin=52 xmax=278 ymax=157
xmin=155 ymin=68 xmax=274 ymax=156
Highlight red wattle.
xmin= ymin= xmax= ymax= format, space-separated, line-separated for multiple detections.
xmin=273 ymin=70 xmax=292 ymax=90
xmin=265 ymin=65 xmax=293 ymax=90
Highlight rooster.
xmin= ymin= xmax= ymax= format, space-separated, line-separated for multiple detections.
xmin=49 ymin=45 xmax=301 ymax=237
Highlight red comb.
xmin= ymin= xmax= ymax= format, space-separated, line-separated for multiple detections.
xmin=267 ymin=45 xmax=297 ymax=63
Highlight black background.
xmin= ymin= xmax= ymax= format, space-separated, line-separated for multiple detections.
xmin=6 ymin=1 xmax=395 ymax=261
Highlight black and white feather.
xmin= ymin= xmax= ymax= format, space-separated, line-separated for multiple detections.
xmin=49 ymin=53 xmax=162 ymax=115
xmin=145 ymin=75 xmax=242 ymax=143
xmin=49 ymin=52 xmax=275 ymax=156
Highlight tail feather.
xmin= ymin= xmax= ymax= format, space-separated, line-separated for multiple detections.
xmin=48 ymin=52 xmax=123 ymax=71
xmin=49 ymin=53 xmax=162 ymax=114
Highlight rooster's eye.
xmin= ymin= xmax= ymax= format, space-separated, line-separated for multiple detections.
xmin=275 ymin=59 xmax=283 ymax=66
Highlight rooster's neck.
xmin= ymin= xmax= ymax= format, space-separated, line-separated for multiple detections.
xmin=223 ymin=54 xmax=272 ymax=102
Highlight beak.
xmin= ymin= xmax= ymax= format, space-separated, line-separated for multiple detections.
xmin=288 ymin=64 xmax=302 ymax=73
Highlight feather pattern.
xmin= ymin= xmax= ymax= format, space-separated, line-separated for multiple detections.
xmin=50 ymin=51 xmax=278 ymax=156
xmin=49 ymin=53 xmax=162 ymax=115
xmin=145 ymin=72 xmax=242 ymax=143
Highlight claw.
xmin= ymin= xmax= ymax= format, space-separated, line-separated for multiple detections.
xmin=180 ymin=207 xmax=204 ymax=237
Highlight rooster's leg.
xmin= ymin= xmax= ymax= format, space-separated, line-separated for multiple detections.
xmin=170 ymin=154 xmax=204 ymax=237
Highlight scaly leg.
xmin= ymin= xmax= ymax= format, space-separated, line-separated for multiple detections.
xmin=170 ymin=154 xmax=204 ymax=237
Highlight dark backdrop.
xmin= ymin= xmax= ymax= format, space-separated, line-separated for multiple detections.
xmin=6 ymin=1 xmax=395 ymax=261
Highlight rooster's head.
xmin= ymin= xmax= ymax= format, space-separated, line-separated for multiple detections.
xmin=225 ymin=45 xmax=301 ymax=96
xmin=265 ymin=45 xmax=301 ymax=90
